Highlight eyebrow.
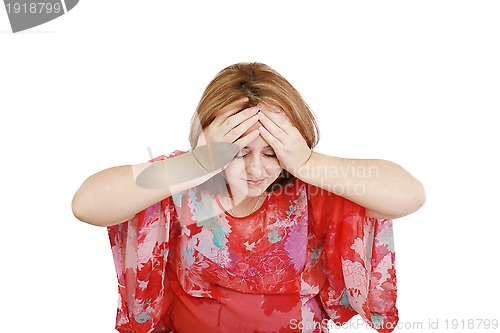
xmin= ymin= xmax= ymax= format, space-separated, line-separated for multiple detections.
xmin=242 ymin=145 xmax=272 ymax=149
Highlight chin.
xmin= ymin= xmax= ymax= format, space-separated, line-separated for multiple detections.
xmin=230 ymin=181 xmax=270 ymax=198
xmin=232 ymin=186 xmax=262 ymax=198
xmin=246 ymin=188 xmax=267 ymax=197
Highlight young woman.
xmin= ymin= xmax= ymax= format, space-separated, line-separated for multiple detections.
xmin=72 ymin=62 xmax=425 ymax=333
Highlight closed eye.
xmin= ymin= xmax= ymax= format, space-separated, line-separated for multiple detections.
xmin=234 ymin=153 xmax=277 ymax=159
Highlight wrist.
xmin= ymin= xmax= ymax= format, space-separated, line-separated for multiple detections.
xmin=290 ymin=150 xmax=315 ymax=179
xmin=192 ymin=142 xmax=240 ymax=172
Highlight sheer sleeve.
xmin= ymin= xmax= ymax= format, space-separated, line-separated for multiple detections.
xmin=308 ymin=185 xmax=398 ymax=333
xmin=107 ymin=151 xmax=185 ymax=333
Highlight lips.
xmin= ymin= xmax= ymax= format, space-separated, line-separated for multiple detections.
xmin=246 ymin=179 xmax=264 ymax=186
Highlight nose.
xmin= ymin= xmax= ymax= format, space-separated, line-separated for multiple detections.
xmin=245 ymin=154 xmax=265 ymax=178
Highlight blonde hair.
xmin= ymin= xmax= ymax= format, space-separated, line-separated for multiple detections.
xmin=189 ymin=62 xmax=320 ymax=194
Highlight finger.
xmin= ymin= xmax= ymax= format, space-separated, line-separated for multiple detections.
xmin=233 ymin=129 xmax=260 ymax=149
xmin=221 ymin=106 xmax=260 ymax=132
xmin=258 ymin=125 xmax=284 ymax=151
xmin=224 ymin=113 xmax=260 ymax=141
xmin=258 ymin=111 xmax=287 ymax=144
xmin=211 ymin=97 xmax=249 ymax=126
xmin=196 ymin=106 xmax=258 ymax=148
xmin=259 ymin=110 xmax=294 ymax=135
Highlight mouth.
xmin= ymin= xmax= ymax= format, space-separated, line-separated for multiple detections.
xmin=245 ymin=179 xmax=265 ymax=186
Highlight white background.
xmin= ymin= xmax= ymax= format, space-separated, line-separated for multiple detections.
xmin=1 ymin=1 xmax=499 ymax=332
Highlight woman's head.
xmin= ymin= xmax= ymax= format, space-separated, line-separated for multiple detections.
xmin=189 ymin=62 xmax=319 ymax=149
xmin=189 ymin=62 xmax=320 ymax=196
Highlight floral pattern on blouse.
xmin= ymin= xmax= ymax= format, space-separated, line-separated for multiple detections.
xmin=107 ymin=150 xmax=398 ymax=333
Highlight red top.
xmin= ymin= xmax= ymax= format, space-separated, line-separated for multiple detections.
xmin=107 ymin=151 xmax=398 ymax=333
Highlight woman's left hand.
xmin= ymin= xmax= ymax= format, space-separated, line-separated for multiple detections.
xmin=257 ymin=106 xmax=312 ymax=176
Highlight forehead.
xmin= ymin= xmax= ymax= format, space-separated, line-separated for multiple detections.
xmin=241 ymin=131 xmax=273 ymax=150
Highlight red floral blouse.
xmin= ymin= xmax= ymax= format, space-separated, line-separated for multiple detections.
xmin=107 ymin=151 xmax=398 ymax=333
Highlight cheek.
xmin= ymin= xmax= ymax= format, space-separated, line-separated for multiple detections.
xmin=265 ymin=160 xmax=283 ymax=179
xmin=222 ymin=160 xmax=244 ymax=178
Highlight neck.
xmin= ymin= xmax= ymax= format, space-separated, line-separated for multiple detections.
xmin=231 ymin=194 xmax=259 ymax=208
xmin=224 ymin=184 xmax=252 ymax=206
xmin=223 ymin=185 xmax=265 ymax=216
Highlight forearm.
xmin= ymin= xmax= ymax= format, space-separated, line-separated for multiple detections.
xmin=71 ymin=159 xmax=217 ymax=227
xmin=72 ymin=143 xmax=240 ymax=227
xmin=72 ymin=163 xmax=166 ymax=227
xmin=295 ymin=152 xmax=425 ymax=219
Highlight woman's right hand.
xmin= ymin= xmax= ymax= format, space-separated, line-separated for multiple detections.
xmin=193 ymin=98 xmax=261 ymax=171
xmin=196 ymin=97 xmax=261 ymax=148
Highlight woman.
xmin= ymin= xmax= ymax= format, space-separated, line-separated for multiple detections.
xmin=72 ymin=62 xmax=425 ymax=333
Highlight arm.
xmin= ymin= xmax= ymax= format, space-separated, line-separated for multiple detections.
xmin=257 ymin=109 xmax=425 ymax=219
xmin=72 ymin=99 xmax=261 ymax=227
xmin=295 ymin=152 xmax=425 ymax=219
xmin=71 ymin=148 xmax=229 ymax=227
